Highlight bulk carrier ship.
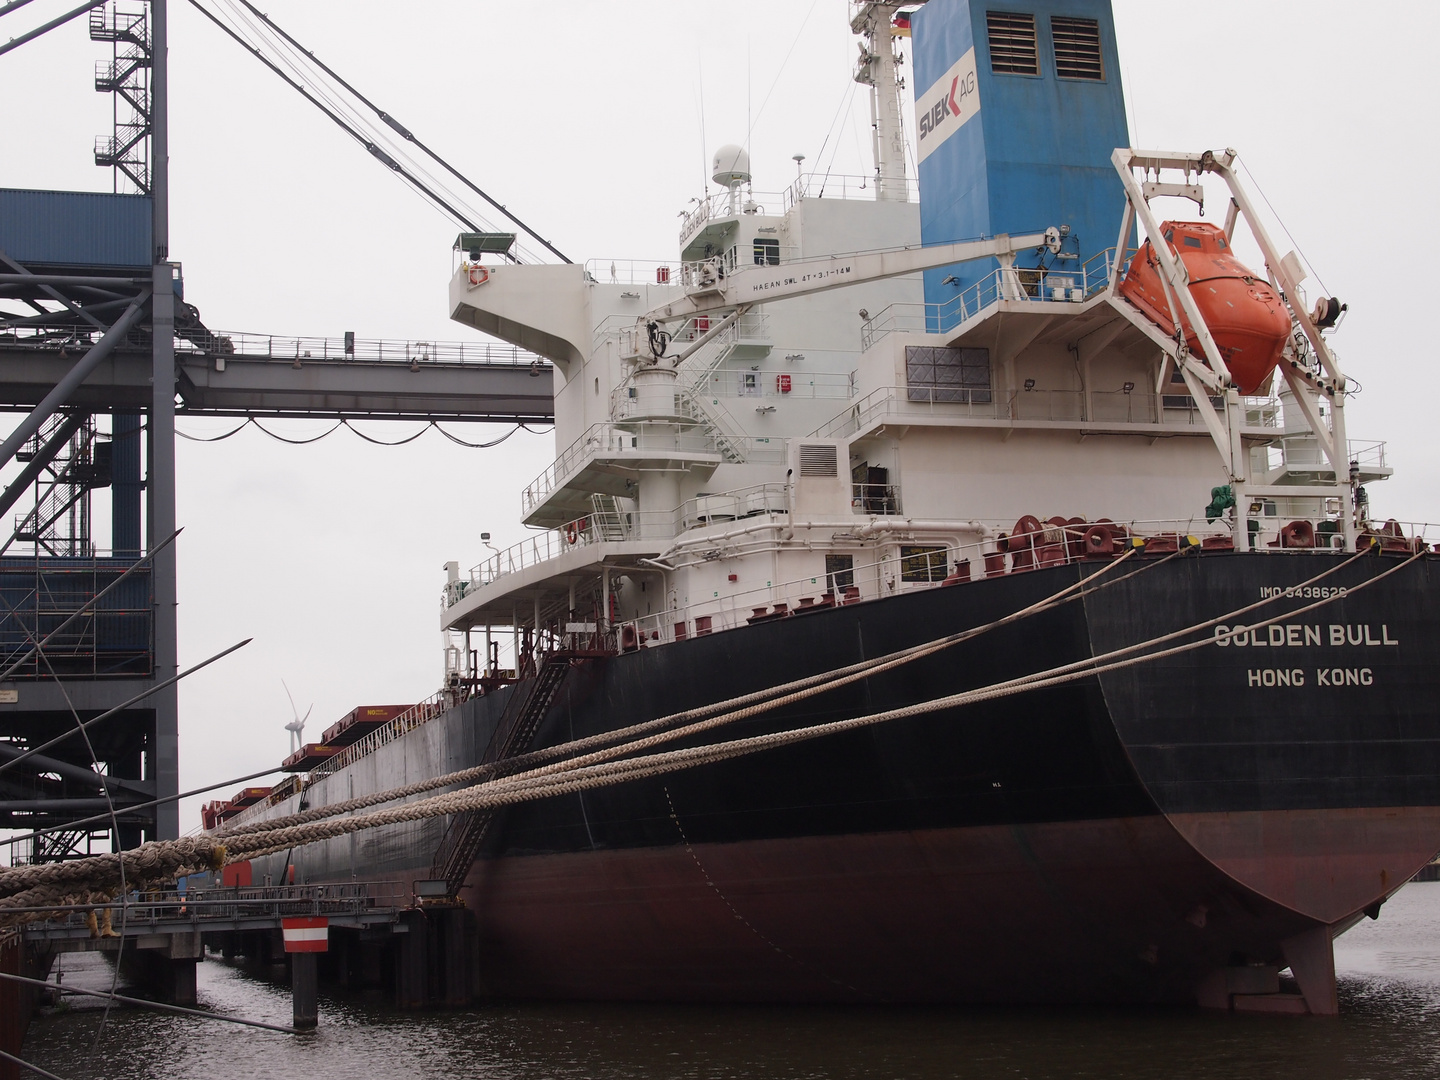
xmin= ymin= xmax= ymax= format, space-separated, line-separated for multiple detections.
xmin=213 ymin=0 xmax=1440 ymax=1015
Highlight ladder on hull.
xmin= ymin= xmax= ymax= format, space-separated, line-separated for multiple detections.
xmin=428 ymin=652 xmax=575 ymax=897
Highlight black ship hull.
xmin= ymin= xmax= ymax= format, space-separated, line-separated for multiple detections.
xmin=254 ymin=551 xmax=1440 ymax=1011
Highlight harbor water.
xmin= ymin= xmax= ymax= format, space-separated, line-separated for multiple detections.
xmin=24 ymin=881 xmax=1440 ymax=1080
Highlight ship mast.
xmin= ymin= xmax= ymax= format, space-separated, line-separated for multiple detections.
xmin=851 ymin=2 xmax=911 ymax=201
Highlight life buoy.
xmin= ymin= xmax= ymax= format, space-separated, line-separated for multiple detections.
xmin=565 ymin=517 xmax=586 ymax=544
xmin=468 ymin=264 xmax=489 ymax=287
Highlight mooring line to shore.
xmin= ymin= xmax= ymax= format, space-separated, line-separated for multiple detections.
xmin=0 ymin=638 xmax=253 ymax=780
xmin=231 ymin=543 xmax=1362 ymax=841
xmin=218 ymin=548 xmax=1157 ymax=839
xmin=0 ymin=1046 xmax=68 ymax=1080
xmin=0 ymin=969 xmax=302 ymax=1035
xmin=0 ymin=549 xmax=1420 ymax=918
xmin=198 ymin=549 xmax=1422 ymax=865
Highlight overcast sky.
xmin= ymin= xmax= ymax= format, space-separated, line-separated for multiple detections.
xmin=1 ymin=0 xmax=1437 ymax=842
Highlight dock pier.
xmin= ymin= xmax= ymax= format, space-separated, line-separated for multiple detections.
xmin=2 ymin=880 xmax=485 ymax=1075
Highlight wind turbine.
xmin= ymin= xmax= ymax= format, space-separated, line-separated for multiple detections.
xmin=282 ymin=680 xmax=313 ymax=754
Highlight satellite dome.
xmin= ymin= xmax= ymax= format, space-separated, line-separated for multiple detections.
xmin=711 ymin=144 xmax=752 ymax=187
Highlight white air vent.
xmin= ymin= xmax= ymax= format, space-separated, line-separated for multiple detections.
xmin=798 ymin=444 xmax=839 ymax=478
xmin=1052 ymin=16 xmax=1103 ymax=80
xmin=987 ymin=11 xmax=1038 ymax=75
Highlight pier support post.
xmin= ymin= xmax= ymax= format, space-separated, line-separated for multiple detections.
xmin=442 ymin=908 xmax=469 ymax=1007
xmin=359 ymin=940 xmax=384 ymax=987
xmin=165 ymin=958 xmax=197 ymax=1007
xmin=162 ymin=932 xmax=200 ymax=1007
xmin=396 ymin=911 xmax=429 ymax=1009
xmin=291 ymin=952 xmax=318 ymax=1029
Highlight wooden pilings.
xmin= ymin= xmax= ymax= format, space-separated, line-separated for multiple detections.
xmin=396 ymin=907 xmax=474 ymax=1010
xmin=205 ymin=907 xmax=477 ymax=1017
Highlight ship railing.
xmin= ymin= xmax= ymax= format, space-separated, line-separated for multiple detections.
xmin=459 ymin=483 xmax=841 ymax=606
xmin=592 ymin=310 xmax=770 ymax=359
xmin=454 ymin=509 xmax=676 ymax=595
xmin=13 ymin=881 xmax=409 ymax=935
xmin=698 ymin=369 xmax=854 ymax=401
xmin=219 ymin=689 xmax=465 ymax=830
xmin=679 ymin=188 xmax=790 ymax=245
xmin=611 ymin=369 xmax=850 ymax=420
xmin=851 ymin=482 xmax=902 ymax=516
xmin=626 ymin=531 xmax=1021 ymax=647
xmin=861 ymin=247 xmax=1120 ymax=350
xmin=619 ymin=516 xmax=1440 ymax=649
xmin=679 ymin=246 xmax=741 ymax=288
xmin=812 ymin=384 xmax=1290 ymax=440
xmin=521 ymin=424 xmax=784 ymax=515
xmin=672 ymin=309 xmax=771 ymax=347
xmin=1258 ymin=438 xmax=1390 ymax=479
xmin=1348 ymin=440 xmax=1388 ymax=470
xmin=236 ymin=774 xmax=301 ymax=819
xmin=783 ymin=171 xmax=918 ymax=211
xmin=585 ymin=258 xmax=683 ymax=287
xmin=304 ymin=688 xmax=462 ymax=785
xmin=677 ymin=484 xmax=790 ymax=531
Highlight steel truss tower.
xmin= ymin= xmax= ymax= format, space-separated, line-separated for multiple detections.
xmin=0 ymin=0 xmax=176 ymax=860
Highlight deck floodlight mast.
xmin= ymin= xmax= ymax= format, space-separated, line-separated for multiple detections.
xmin=1109 ymin=147 xmax=1356 ymax=552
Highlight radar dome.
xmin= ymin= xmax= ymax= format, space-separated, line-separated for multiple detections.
xmin=711 ymin=144 xmax=752 ymax=187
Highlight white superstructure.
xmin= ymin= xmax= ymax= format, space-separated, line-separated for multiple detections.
xmin=437 ymin=8 xmax=1386 ymax=684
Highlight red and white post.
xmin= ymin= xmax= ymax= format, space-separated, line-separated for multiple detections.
xmin=282 ymin=916 xmax=328 ymax=1029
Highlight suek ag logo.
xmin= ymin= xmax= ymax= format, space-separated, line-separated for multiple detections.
xmin=919 ymin=70 xmax=977 ymax=139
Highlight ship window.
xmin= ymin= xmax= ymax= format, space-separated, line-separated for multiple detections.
xmin=987 ymin=11 xmax=1039 ymax=75
xmin=753 ymin=237 xmax=780 ymax=266
xmin=900 ymin=545 xmax=948 ymax=583
xmin=905 ymin=345 xmax=992 ymax=404
xmin=739 ymin=372 xmax=761 ymax=396
xmin=1183 ymin=236 xmax=1202 ymax=248
xmin=1216 ymin=237 xmax=1228 ymax=249
xmin=1051 ymin=16 xmax=1104 ymax=81
xmin=825 ymin=554 xmax=854 ymax=592
xmin=799 ymin=444 xmax=839 ymax=477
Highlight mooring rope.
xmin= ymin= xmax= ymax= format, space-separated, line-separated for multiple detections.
xmin=0 ymin=549 xmax=1419 ymax=921
xmin=218 ymin=549 xmax=1150 ymax=838
xmin=200 ymin=549 xmax=1422 ymax=867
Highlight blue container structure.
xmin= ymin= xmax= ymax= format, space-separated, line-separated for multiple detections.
xmin=0 ymin=558 xmax=153 ymax=678
xmin=0 ymin=188 xmax=153 ymax=270
xmin=911 ymin=0 xmax=1129 ymax=329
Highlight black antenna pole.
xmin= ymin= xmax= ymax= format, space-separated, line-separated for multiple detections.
xmin=235 ymin=0 xmax=571 ymax=264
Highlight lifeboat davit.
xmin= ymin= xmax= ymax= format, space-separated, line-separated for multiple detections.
xmin=1117 ymin=221 xmax=1292 ymax=394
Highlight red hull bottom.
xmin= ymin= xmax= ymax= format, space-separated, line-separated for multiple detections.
xmin=455 ymin=810 xmax=1438 ymax=1007
xmin=448 ymin=811 xmax=1425 ymax=1007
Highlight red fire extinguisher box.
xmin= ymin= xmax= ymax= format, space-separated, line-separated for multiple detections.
xmin=776 ymin=374 xmax=791 ymax=393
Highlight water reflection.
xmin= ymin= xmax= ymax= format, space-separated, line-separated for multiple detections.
xmin=25 ymin=882 xmax=1440 ymax=1080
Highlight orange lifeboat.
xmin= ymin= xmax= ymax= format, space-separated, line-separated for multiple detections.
xmin=1117 ymin=221 xmax=1292 ymax=394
